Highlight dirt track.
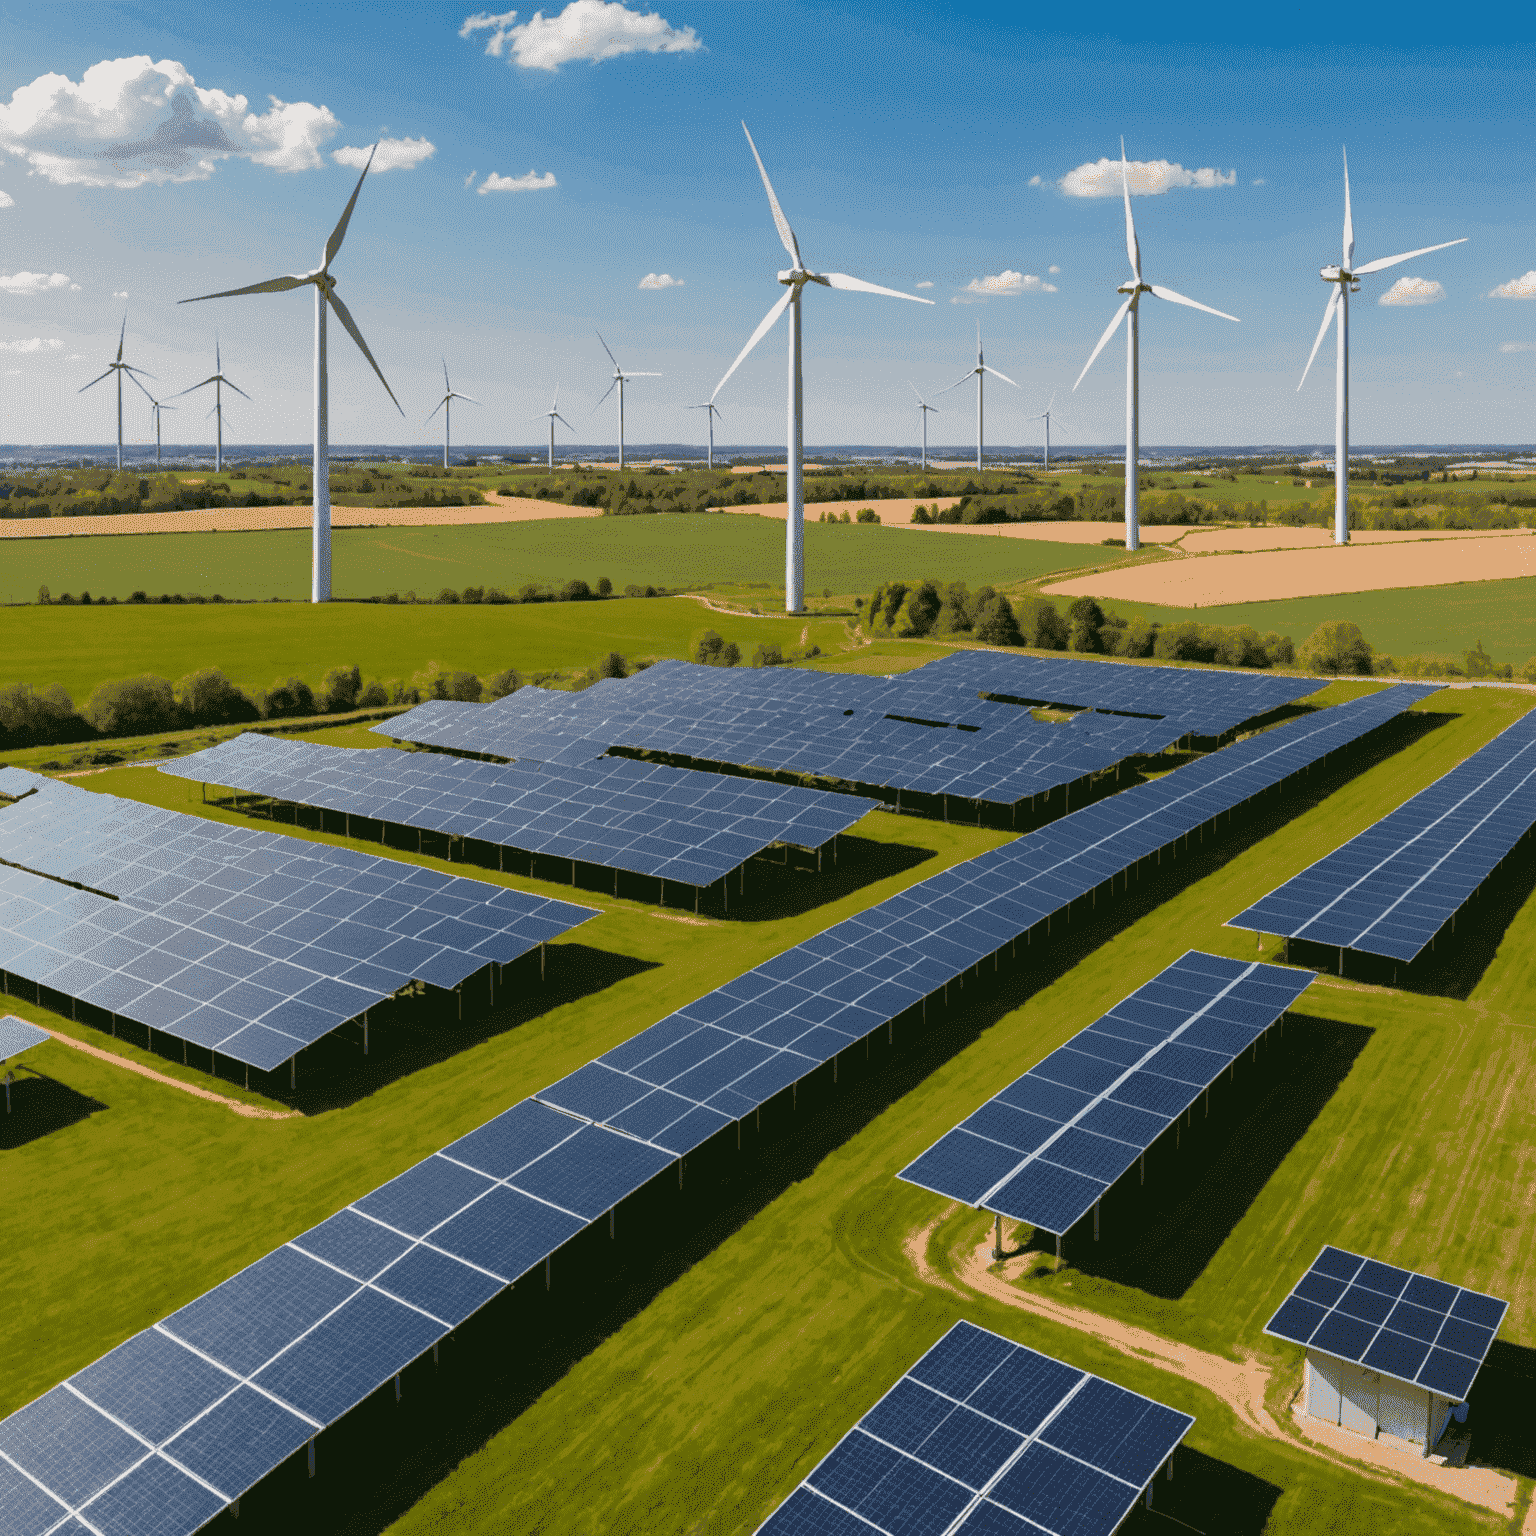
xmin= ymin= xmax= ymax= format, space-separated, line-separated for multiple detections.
xmin=1179 ymin=526 xmax=1530 ymax=554
xmin=715 ymin=498 xmax=1191 ymax=542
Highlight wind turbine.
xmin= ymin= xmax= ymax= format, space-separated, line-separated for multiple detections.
xmin=908 ymin=382 xmax=940 ymax=470
xmin=594 ymin=333 xmax=658 ymax=471
xmin=78 ymin=317 xmax=154 ymax=471
xmin=711 ymin=121 xmax=933 ymax=613
xmin=936 ymin=323 xmax=1016 ymax=473
xmin=179 ymin=144 xmax=402 ymax=603
xmin=425 ymin=360 xmax=479 ymax=470
xmin=145 ymin=396 xmax=176 ymax=467
xmin=1299 ymin=149 xmax=1466 ymax=545
xmin=1026 ymin=393 xmax=1068 ymax=472
xmin=535 ymin=388 xmax=573 ymax=469
xmin=1073 ymin=140 xmax=1240 ymax=551
xmin=171 ymin=338 xmax=248 ymax=472
xmin=689 ymin=401 xmax=724 ymax=468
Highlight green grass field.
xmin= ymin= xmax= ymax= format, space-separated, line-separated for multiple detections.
xmin=4 ymin=683 xmax=1535 ymax=1533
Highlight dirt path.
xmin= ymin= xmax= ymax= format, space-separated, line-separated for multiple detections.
xmin=904 ymin=1211 xmax=1516 ymax=1519
xmin=41 ymin=1028 xmax=299 ymax=1120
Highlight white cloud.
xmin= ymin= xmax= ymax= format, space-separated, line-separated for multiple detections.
xmin=1047 ymin=264 xmax=1060 ymax=274
xmin=915 ymin=280 xmax=933 ymax=289
xmin=478 ymin=169 xmax=557 ymax=193
xmin=0 ymin=56 xmax=341 ymax=188
xmin=1379 ymin=276 xmax=1444 ymax=306
xmin=1060 ymin=157 xmax=1236 ymax=198
xmin=333 ymin=136 xmax=435 ymax=173
xmin=1028 ymin=175 xmax=1041 ymax=187
xmin=1501 ymin=341 xmax=1536 ymax=353
xmin=952 ymin=270 xmax=1057 ymax=303
xmin=0 ymin=337 xmax=63 ymax=353
xmin=638 ymin=272 xmax=682 ymax=289
xmin=460 ymin=1 xmax=701 ymax=71
xmin=112 ymin=289 xmax=128 ymax=298
xmin=0 ymin=191 xmax=13 ymax=207
xmin=1 ymin=271 xmax=78 ymax=295
xmin=463 ymin=168 xmax=477 ymax=189
xmin=1489 ymin=270 xmax=1536 ymax=300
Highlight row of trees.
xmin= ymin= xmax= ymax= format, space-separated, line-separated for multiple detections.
xmin=23 ymin=579 xmax=669 ymax=609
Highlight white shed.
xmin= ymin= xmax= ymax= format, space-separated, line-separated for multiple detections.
xmin=1304 ymin=1349 xmax=1453 ymax=1454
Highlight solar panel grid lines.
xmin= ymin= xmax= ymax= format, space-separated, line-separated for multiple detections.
xmin=754 ymin=1319 xmax=1194 ymax=1536
xmin=0 ymin=1014 xmax=50 ymax=1060
xmin=1263 ymin=1244 xmax=1509 ymax=1403
xmin=1230 ymin=706 xmax=1536 ymax=962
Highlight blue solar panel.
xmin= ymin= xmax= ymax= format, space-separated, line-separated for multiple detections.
xmin=160 ymin=1386 xmax=312 ymax=1502
xmin=1231 ymin=705 xmax=1536 ymax=961
xmin=0 ymin=1014 xmax=49 ymax=1060
xmin=1264 ymin=1244 xmax=1507 ymax=1402
xmin=756 ymin=1320 xmax=1192 ymax=1536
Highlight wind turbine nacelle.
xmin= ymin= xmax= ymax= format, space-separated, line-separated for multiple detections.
xmin=1320 ymin=265 xmax=1343 ymax=282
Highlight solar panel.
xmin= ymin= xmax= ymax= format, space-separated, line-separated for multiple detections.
xmin=755 ymin=1320 xmax=1193 ymax=1536
xmin=899 ymin=952 xmax=1314 ymax=1233
xmin=1264 ymin=1244 xmax=1507 ymax=1402
xmin=157 ymin=732 xmax=875 ymax=891
xmin=0 ymin=1014 xmax=49 ymax=1060
xmin=1230 ymin=705 xmax=1536 ymax=962
xmin=0 ymin=774 xmax=597 ymax=1072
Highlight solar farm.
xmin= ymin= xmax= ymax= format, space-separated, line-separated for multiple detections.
xmin=2 ymin=649 xmax=1534 ymax=1536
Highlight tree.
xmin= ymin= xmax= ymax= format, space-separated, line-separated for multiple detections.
xmin=595 ymin=651 xmax=628 ymax=679
xmin=597 ymin=576 xmax=613 ymax=597
xmin=1066 ymin=596 xmax=1105 ymax=653
xmin=1015 ymin=595 xmax=1068 ymax=650
xmin=484 ymin=668 xmax=522 ymax=699
xmin=175 ymin=668 xmax=259 ymax=726
xmin=750 ymin=642 xmax=784 ymax=668
xmin=1299 ymin=620 xmax=1374 ymax=676
xmin=890 ymin=581 xmax=941 ymax=637
xmin=1110 ymin=617 xmax=1159 ymax=658
xmin=357 ymin=680 xmax=389 ymax=708
xmin=317 ymin=664 xmax=362 ymax=713
xmin=83 ymin=675 xmax=178 ymax=737
xmin=972 ymin=588 xmax=1023 ymax=647
xmin=559 ymin=578 xmax=593 ymax=602
xmin=0 ymin=682 xmax=89 ymax=749
xmin=260 ymin=676 xmax=317 ymax=719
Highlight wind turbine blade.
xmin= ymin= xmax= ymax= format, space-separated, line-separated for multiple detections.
xmin=1147 ymin=284 xmax=1240 ymax=322
xmin=595 ymin=331 xmax=621 ymax=370
xmin=933 ymin=372 xmax=975 ymax=397
xmin=442 ymin=359 xmax=451 ymax=392
xmin=907 ymin=380 xmax=926 ymax=404
xmin=708 ymin=404 xmax=722 ymax=421
xmin=1342 ymin=147 xmax=1354 ymax=268
xmin=625 ymin=372 xmax=662 ymax=377
xmin=225 ymin=379 xmax=252 ymax=401
xmin=1297 ymin=287 xmax=1341 ymax=392
xmin=711 ymin=288 xmax=792 ymax=401
xmin=455 ymin=393 xmax=482 ymax=406
xmin=127 ymin=371 xmax=157 ymax=404
xmin=325 ymin=144 xmax=376 ymax=269
xmin=1353 ymin=238 xmax=1468 ymax=277
xmin=324 ymin=286 xmax=404 ymax=414
xmin=981 ymin=364 xmax=1018 ymax=386
xmin=741 ymin=121 xmax=801 ymax=268
xmin=593 ymin=379 xmax=618 ymax=412
xmin=120 ymin=364 xmax=156 ymax=379
xmin=170 ymin=378 xmax=216 ymax=398
xmin=820 ymin=271 xmax=934 ymax=303
xmin=180 ymin=274 xmax=309 ymax=303
xmin=78 ymin=370 xmax=115 ymax=393
xmin=554 ymin=414 xmax=574 ymax=430
xmin=551 ymin=386 xmax=560 ymax=411
xmin=1121 ymin=137 xmax=1142 ymax=282
xmin=1073 ymin=295 xmax=1134 ymax=390
xmin=425 ymin=398 xmax=446 ymax=424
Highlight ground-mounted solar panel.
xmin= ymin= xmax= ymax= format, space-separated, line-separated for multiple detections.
xmin=0 ymin=1014 xmax=49 ymax=1060
xmin=1230 ymin=705 xmax=1536 ymax=964
xmin=0 ymin=773 xmax=596 ymax=1073
xmin=1264 ymin=1244 xmax=1506 ymax=1402
xmin=755 ymin=1319 xmax=1193 ymax=1536
xmin=899 ymin=952 xmax=1314 ymax=1234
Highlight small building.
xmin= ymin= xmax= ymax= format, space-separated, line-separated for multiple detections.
xmin=1265 ymin=1244 xmax=1506 ymax=1457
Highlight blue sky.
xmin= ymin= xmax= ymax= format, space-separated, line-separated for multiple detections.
xmin=2 ymin=0 xmax=1533 ymax=451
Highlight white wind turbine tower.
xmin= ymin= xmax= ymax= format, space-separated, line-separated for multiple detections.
xmin=594 ymin=333 xmax=658 ymax=471
xmin=145 ymin=395 xmax=176 ymax=466
xmin=936 ymin=322 xmax=1016 ymax=473
xmin=689 ymin=401 xmax=724 ymax=468
xmin=180 ymin=144 xmax=402 ymax=603
xmin=908 ymin=382 xmax=940 ymax=470
xmin=79 ymin=317 xmax=154 ymax=471
xmin=1026 ymin=393 xmax=1068 ymax=472
xmin=171 ymin=338 xmax=249 ymax=473
xmin=425 ymin=360 xmax=479 ymax=470
xmin=1073 ymin=140 xmax=1240 ymax=551
xmin=711 ymin=121 xmax=933 ymax=613
xmin=535 ymin=389 xmax=573 ymax=469
xmin=1299 ymin=149 xmax=1466 ymax=545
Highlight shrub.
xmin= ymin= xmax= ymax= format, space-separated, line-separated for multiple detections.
xmin=559 ymin=578 xmax=593 ymax=602
xmin=750 ymin=642 xmax=784 ymax=668
xmin=972 ymin=588 xmax=1023 ymax=647
xmin=1109 ymin=617 xmax=1158 ymax=658
xmin=1015 ymin=595 xmax=1068 ymax=650
xmin=318 ymin=664 xmax=362 ymax=713
xmin=175 ymin=668 xmax=259 ymax=727
xmin=357 ymin=680 xmax=389 ymax=708
xmin=695 ymin=630 xmax=741 ymax=667
xmin=855 ymin=507 xmax=879 ymax=523
xmin=597 ymin=576 xmax=613 ymax=597
xmin=1299 ymin=620 xmax=1374 ymax=676
xmin=0 ymin=682 xmax=90 ymax=749
xmin=83 ymin=674 xmax=178 ymax=737
xmin=435 ymin=587 xmax=460 ymax=604
xmin=595 ymin=651 xmax=628 ymax=680
xmin=1066 ymin=596 xmax=1105 ymax=653
xmin=484 ymin=668 xmax=522 ymax=700
xmin=624 ymin=583 xmax=659 ymax=598
xmin=260 ymin=676 xmax=317 ymax=719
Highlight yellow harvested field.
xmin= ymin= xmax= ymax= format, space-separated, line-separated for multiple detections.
xmin=714 ymin=498 xmax=1191 ymax=542
xmin=1178 ymin=525 xmax=1530 ymax=554
xmin=1046 ymin=533 xmax=1536 ymax=607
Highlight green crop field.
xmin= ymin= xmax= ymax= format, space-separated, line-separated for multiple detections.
xmin=3 ymin=680 xmax=1534 ymax=1534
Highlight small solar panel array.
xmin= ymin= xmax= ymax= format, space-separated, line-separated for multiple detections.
xmin=0 ymin=1013 xmax=49 ymax=1061
xmin=1231 ymin=705 xmax=1536 ymax=962
xmin=0 ymin=773 xmax=595 ymax=1072
xmin=158 ymin=732 xmax=874 ymax=890
xmin=756 ymin=1320 xmax=1193 ymax=1536
xmin=1265 ymin=1245 xmax=1508 ymax=1403
xmin=899 ymin=953 xmax=1314 ymax=1235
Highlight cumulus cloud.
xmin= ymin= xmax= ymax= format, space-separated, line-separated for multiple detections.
xmin=1060 ymin=157 xmax=1236 ymax=198
xmin=333 ymin=136 xmax=435 ymax=173
xmin=460 ymin=1 xmax=701 ymax=71
xmin=638 ymin=272 xmax=682 ymax=289
xmin=0 ymin=337 xmax=63 ymax=353
xmin=915 ymin=280 xmax=934 ymax=289
xmin=0 ymin=191 xmax=13 ymax=207
xmin=952 ymin=270 xmax=1056 ymax=303
xmin=478 ymin=169 xmax=557 ymax=193
xmin=112 ymin=290 xmax=128 ymax=298
xmin=0 ymin=56 xmax=343 ymax=187
xmin=1379 ymin=276 xmax=1444 ymax=306
xmin=1489 ymin=270 xmax=1536 ymax=300
xmin=1048 ymin=264 xmax=1060 ymax=274
xmin=1028 ymin=175 xmax=1041 ymax=187
xmin=1501 ymin=341 xmax=1536 ymax=353
xmin=1 ymin=271 xmax=78 ymax=295
xmin=463 ymin=169 xmax=477 ymax=189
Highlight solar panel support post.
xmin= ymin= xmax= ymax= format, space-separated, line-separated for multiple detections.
xmin=363 ymin=1011 xmax=369 ymax=1055
xmin=394 ymin=1374 xmax=401 ymax=1401
xmin=290 ymin=1056 xmax=296 ymax=1090
xmin=231 ymin=1498 xmax=239 ymax=1519
xmin=1094 ymin=1201 xmax=1100 ymax=1241
xmin=609 ymin=1208 xmax=615 ymax=1238
xmin=1139 ymin=1153 xmax=1145 ymax=1184
xmin=308 ymin=1438 xmax=315 ymax=1478
xmin=992 ymin=1212 xmax=1003 ymax=1261
xmin=1055 ymin=1232 xmax=1062 ymax=1268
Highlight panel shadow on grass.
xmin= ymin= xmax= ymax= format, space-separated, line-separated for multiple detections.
xmin=1119 ymin=1446 xmax=1282 ymax=1536
xmin=0 ymin=1069 xmax=107 ymax=1149
xmin=1466 ymin=1339 xmax=1536 ymax=1480
xmin=731 ymin=833 xmax=937 ymax=923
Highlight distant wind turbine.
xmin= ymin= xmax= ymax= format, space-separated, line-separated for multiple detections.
xmin=1026 ymin=393 xmax=1068 ymax=472
xmin=689 ymin=400 xmax=724 ymax=468
xmin=145 ymin=395 xmax=176 ymax=467
xmin=78 ymin=317 xmax=154 ymax=472
xmin=936 ymin=323 xmax=1016 ymax=473
xmin=711 ymin=121 xmax=933 ymax=613
xmin=171 ymin=338 xmax=249 ymax=473
xmin=1073 ymin=139 xmax=1240 ymax=551
xmin=179 ymin=143 xmax=402 ymax=603
xmin=908 ymin=382 xmax=940 ymax=470
xmin=1299 ymin=148 xmax=1466 ymax=545
xmin=425 ymin=360 xmax=479 ymax=470
xmin=535 ymin=388 xmax=573 ymax=469
xmin=594 ymin=333 xmax=658 ymax=471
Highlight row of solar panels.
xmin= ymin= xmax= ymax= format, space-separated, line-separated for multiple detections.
xmin=158 ymin=731 xmax=874 ymax=890
xmin=1231 ymin=704 xmax=1536 ymax=961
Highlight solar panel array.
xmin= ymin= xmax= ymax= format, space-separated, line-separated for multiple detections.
xmin=899 ymin=952 xmax=1315 ymax=1234
xmin=755 ymin=1320 xmax=1193 ymax=1536
xmin=0 ymin=774 xmax=595 ymax=1072
xmin=0 ymin=1013 xmax=50 ymax=1060
xmin=1265 ymin=1245 xmax=1508 ymax=1402
xmin=1230 ymin=706 xmax=1536 ymax=962
xmin=158 ymin=732 xmax=874 ymax=890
